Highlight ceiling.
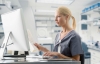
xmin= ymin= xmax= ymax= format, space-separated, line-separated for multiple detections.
xmin=0 ymin=0 xmax=100 ymax=18
xmin=28 ymin=0 xmax=100 ymax=16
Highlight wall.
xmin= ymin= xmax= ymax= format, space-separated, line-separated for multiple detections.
xmin=34 ymin=11 xmax=81 ymax=44
xmin=0 ymin=2 xmax=82 ymax=46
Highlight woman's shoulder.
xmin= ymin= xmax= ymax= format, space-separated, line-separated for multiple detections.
xmin=70 ymin=30 xmax=81 ymax=38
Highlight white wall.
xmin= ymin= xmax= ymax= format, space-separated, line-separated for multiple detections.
xmin=35 ymin=11 xmax=81 ymax=44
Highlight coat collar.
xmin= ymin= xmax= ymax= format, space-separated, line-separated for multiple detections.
xmin=55 ymin=30 xmax=74 ymax=46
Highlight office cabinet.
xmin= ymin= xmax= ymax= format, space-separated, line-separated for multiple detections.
xmin=88 ymin=49 xmax=100 ymax=64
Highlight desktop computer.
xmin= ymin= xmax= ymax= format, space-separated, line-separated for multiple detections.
xmin=0 ymin=8 xmax=31 ymax=59
xmin=1 ymin=9 xmax=30 ymax=51
xmin=0 ymin=7 xmax=43 ymax=60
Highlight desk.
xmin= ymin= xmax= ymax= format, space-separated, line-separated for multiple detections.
xmin=0 ymin=57 xmax=81 ymax=64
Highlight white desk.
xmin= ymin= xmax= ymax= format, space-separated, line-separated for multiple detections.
xmin=0 ymin=57 xmax=81 ymax=64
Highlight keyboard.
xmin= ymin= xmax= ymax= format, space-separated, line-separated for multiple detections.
xmin=3 ymin=55 xmax=26 ymax=57
xmin=40 ymin=59 xmax=72 ymax=61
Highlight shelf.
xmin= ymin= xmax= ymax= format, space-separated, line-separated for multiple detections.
xmin=0 ymin=32 xmax=4 ymax=34
xmin=36 ymin=26 xmax=60 ymax=28
xmin=0 ymin=22 xmax=2 ymax=25
xmin=0 ymin=4 xmax=11 ymax=14
xmin=81 ymin=7 xmax=100 ymax=15
xmin=36 ymin=20 xmax=54 ymax=21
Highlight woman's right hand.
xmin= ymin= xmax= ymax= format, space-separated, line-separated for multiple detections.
xmin=34 ymin=43 xmax=49 ymax=52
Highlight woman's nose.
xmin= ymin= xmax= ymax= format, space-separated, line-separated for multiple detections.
xmin=55 ymin=18 xmax=57 ymax=21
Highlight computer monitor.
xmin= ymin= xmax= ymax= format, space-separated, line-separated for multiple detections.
xmin=1 ymin=9 xmax=30 ymax=51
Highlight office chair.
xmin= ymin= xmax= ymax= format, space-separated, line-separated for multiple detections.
xmin=81 ymin=42 xmax=91 ymax=58
xmin=80 ymin=54 xmax=84 ymax=64
xmin=81 ymin=42 xmax=91 ymax=64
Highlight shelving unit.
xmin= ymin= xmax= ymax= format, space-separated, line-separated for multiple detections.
xmin=81 ymin=3 xmax=100 ymax=64
xmin=0 ymin=16 xmax=4 ymax=47
xmin=0 ymin=15 xmax=3 ymax=32
xmin=82 ymin=3 xmax=100 ymax=14
xmin=81 ymin=6 xmax=100 ymax=25
xmin=0 ymin=15 xmax=4 ymax=39
xmin=81 ymin=7 xmax=100 ymax=15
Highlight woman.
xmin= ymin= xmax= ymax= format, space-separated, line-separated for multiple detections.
xmin=34 ymin=6 xmax=84 ymax=64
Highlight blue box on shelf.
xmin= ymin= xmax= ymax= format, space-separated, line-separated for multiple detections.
xmin=82 ymin=8 xmax=89 ymax=13
xmin=91 ymin=5 xmax=95 ymax=10
xmin=99 ymin=3 xmax=100 ymax=7
xmin=94 ymin=3 xmax=100 ymax=8
xmin=85 ymin=8 xmax=89 ymax=12
xmin=88 ymin=6 xmax=91 ymax=11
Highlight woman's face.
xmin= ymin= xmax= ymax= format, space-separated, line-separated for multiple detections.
xmin=55 ymin=12 xmax=67 ymax=27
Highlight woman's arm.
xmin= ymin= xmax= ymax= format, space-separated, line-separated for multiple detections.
xmin=34 ymin=43 xmax=49 ymax=52
xmin=43 ymin=52 xmax=80 ymax=61
xmin=58 ymin=53 xmax=80 ymax=61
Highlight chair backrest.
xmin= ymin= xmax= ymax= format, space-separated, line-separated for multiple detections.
xmin=81 ymin=42 xmax=88 ymax=53
xmin=80 ymin=54 xmax=84 ymax=64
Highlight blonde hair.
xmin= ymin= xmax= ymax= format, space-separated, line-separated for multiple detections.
xmin=56 ymin=6 xmax=76 ymax=30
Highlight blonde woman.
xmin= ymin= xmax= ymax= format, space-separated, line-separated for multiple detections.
xmin=34 ymin=6 xmax=84 ymax=64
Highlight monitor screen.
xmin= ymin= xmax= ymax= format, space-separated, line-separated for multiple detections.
xmin=1 ymin=9 xmax=30 ymax=51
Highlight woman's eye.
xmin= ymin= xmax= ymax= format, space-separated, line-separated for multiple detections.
xmin=58 ymin=16 xmax=61 ymax=17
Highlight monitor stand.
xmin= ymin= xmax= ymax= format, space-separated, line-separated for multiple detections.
xmin=0 ymin=32 xmax=29 ymax=60
xmin=0 ymin=31 xmax=11 ymax=60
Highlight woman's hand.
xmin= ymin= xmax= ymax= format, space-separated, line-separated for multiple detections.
xmin=34 ymin=43 xmax=49 ymax=52
xmin=43 ymin=51 xmax=59 ymax=57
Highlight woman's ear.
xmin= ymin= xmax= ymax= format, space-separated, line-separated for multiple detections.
xmin=65 ymin=15 xmax=69 ymax=18
xmin=65 ymin=15 xmax=69 ymax=20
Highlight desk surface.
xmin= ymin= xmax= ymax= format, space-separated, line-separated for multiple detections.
xmin=0 ymin=57 xmax=81 ymax=64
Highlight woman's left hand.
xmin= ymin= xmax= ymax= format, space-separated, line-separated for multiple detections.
xmin=43 ymin=52 xmax=59 ymax=57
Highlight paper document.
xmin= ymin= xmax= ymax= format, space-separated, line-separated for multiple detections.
xmin=27 ymin=29 xmax=39 ymax=52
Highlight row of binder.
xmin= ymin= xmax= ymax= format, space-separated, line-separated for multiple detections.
xmin=82 ymin=3 xmax=100 ymax=13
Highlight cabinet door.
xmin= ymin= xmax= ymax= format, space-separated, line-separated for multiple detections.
xmin=89 ymin=49 xmax=100 ymax=64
